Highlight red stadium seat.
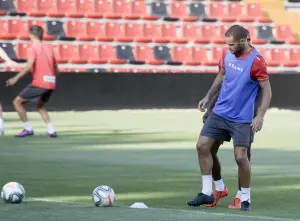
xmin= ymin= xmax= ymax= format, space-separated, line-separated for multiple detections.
xmin=270 ymin=48 xmax=298 ymax=67
xmin=97 ymin=22 xmax=121 ymax=42
xmin=65 ymin=21 xmax=93 ymax=41
xmin=104 ymin=45 xmax=126 ymax=64
xmin=79 ymin=44 xmax=107 ymax=64
xmin=0 ymin=20 xmax=29 ymax=40
xmin=243 ymin=3 xmax=272 ymax=23
xmin=129 ymin=1 xmax=158 ymax=20
xmin=56 ymin=44 xmax=86 ymax=64
xmin=224 ymin=2 xmax=243 ymax=22
xmin=16 ymin=0 xmax=45 ymax=16
xmin=212 ymin=24 xmax=231 ymax=44
xmin=181 ymin=24 xmax=197 ymax=42
xmin=207 ymin=2 xmax=236 ymax=22
xmin=16 ymin=42 xmax=32 ymax=60
xmin=136 ymin=23 xmax=159 ymax=43
xmin=256 ymin=48 xmax=279 ymax=67
xmin=49 ymin=0 xmax=83 ymax=18
xmin=197 ymin=24 xmax=216 ymax=44
xmin=115 ymin=23 xmax=142 ymax=42
xmin=160 ymin=23 xmax=187 ymax=44
xmin=171 ymin=46 xmax=189 ymax=63
xmin=274 ymin=25 xmax=299 ymax=44
xmin=184 ymin=46 xmax=207 ymax=66
xmin=85 ymin=21 xmax=106 ymax=41
xmin=169 ymin=1 xmax=197 ymax=22
xmin=204 ymin=46 xmax=224 ymax=66
xmin=288 ymin=48 xmax=300 ymax=66
xmin=28 ymin=20 xmax=56 ymax=41
xmin=84 ymin=0 xmax=105 ymax=18
xmin=53 ymin=44 xmax=68 ymax=63
xmin=134 ymin=45 xmax=164 ymax=65
xmin=105 ymin=0 xmax=129 ymax=19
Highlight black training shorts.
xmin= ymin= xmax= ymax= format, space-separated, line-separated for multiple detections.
xmin=18 ymin=84 xmax=53 ymax=103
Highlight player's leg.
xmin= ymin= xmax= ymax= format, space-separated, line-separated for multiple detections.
xmin=231 ymin=124 xmax=252 ymax=211
xmin=229 ymin=133 xmax=253 ymax=209
xmin=187 ymin=113 xmax=228 ymax=207
xmin=36 ymin=91 xmax=56 ymax=137
xmin=0 ymin=103 xmax=4 ymax=135
xmin=206 ymin=139 xmax=230 ymax=207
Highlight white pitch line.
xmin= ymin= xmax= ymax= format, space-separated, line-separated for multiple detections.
xmin=29 ymin=198 xmax=300 ymax=221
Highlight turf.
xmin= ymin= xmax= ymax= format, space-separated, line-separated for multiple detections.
xmin=0 ymin=109 xmax=300 ymax=221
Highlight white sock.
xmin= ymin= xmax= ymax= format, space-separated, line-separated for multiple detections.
xmin=24 ymin=121 xmax=33 ymax=131
xmin=202 ymin=175 xmax=213 ymax=196
xmin=241 ymin=187 xmax=251 ymax=203
xmin=235 ymin=190 xmax=242 ymax=199
xmin=0 ymin=118 xmax=3 ymax=127
xmin=47 ymin=123 xmax=55 ymax=134
xmin=214 ymin=179 xmax=225 ymax=191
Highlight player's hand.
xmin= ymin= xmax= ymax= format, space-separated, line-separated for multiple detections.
xmin=198 ymin=97 xmax=209 ymax=112
xmin=251 ymin=115 xmax=264 ymax=133
xmin=6 ymin=77 xmax=18 ymax=87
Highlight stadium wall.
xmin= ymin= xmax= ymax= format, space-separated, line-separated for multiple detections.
xmin=0 ymin=72 xmax=298 ymax=111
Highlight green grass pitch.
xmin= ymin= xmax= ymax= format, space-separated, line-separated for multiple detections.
xmin=0 ymin=109 xmax=300 ymax=221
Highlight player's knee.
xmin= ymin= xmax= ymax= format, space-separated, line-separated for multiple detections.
xmin=196 ymin=141 xmax=210 ymax=154
xmin=13 ymin=98 xmax=21 ymax=106
xmin=235 ymin=153 xmax=248 ymax=166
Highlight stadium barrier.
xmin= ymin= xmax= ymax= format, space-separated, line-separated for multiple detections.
xmin=0 ymin=72 xmax=298 ymax=111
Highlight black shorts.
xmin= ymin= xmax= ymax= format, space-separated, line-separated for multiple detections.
xmin=18 ymin=84 xmax=53 ymax=103
xmin=201 ymin=112 xmax=253 ymax=148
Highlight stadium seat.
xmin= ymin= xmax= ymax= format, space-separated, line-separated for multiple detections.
xmin=0 ymin=0 xmax=15 ymax=15
xmin=243 ymin=3 xmax=272 ymax=23
xmin=270 ymin=48 xmax=298 ymax=67
xmin=288 ymin=48 xmax=300 ymax=66
xmin=65 ymin=21 xmax=93 ymax=41
xmin=256 ymin=48 xmax=279 ymax=67
xmin=124 ymin=1 xmax=157 ymax=20
xmin=53 ymin=44 xmax=68 ymax=63
xmin=133 ymin=45 xmax=164 ymax=65
xmin=189 ymin=2 xmax=208 ymax=20
xmin=205 ymin=46 xmax=224 ymax=66
xmin=15 ymin=0 xmax=45 ymax=16
xmin=197 ymin=24 xmax=216 ymax=44
xmin=83 ymin=0 xmax=105 ymax=18
xmin=207 ymin=2 xmax=236 ymax=22
xmin=212 ymin=24 xmax=231 ymax=44
xmin=274 ymin=25 xmax=299 ymax=44
xmin=257 ymin=25 xmax=279 ymax=43
xmin=56 ymin=44 xmax=86 ymax=64
xmin=105 ymin=0 xmax=129 ymax=19
xmin=245 ymin=25 xmax=266 ymax=45
xmin=97 ymin=22 xmax=121 ymax=42
xmin=0 ymin=20 xmax=29 ymax=40
xmin=46 ymin=20 xmax=75 ymax=40
xmin=150 ymin=2 xmax=168 ymax=18
xmin=171 ymin=46 xmax=189 ymax=63
xmin=28 ymin=20 xmax=56 ymax=41
xmin=115 ymin=23 xmax=142 ymax=43
xmin=79 ymin=44 xmax=106 ymax=64
xmin=16 ymin=42 xmax=31 ymax=60
xmin=169 ymin=1 xmax=197 ymax=22
xmin=116 ymin=45 xmax=134 ymax=61
xmin=184 ymin=46 xmax=207 ymax=66
xmin=105 ymin=45 xmax=126 ymax=64
xmin=85 ymin=21 xmax=105 ymax=41
xmin=160 ymin=23 xmax=187 ymax=44
xmin=154 ymin=45 xmax=182 ymax=65
xmin=136 ymin=23 xmax=159 ymax=43
xmin=48 ymin=0 xmax=83 ymax=18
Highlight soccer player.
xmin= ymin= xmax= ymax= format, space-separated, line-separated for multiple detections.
xmin=187 ymin=25 xmax=272 ymax=211
xmin=204 ymin=30 xmax=261 ymax=209
xmin=0 ymin=47 xmax=19 ymax=136
xmin=6 ymin=26 xmax=58 ymax=138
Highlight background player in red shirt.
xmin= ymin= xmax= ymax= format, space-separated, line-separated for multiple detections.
xmin=0 ymin=47 xmax=19 ymax=136
xmin=6 ymin=26 xmax=58 ymax=138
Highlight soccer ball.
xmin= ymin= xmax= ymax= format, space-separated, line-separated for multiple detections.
xmin=1 ymin=182 xmax=25 ymax=204
xmin=92 ymin=185 xmax=115 ymax=207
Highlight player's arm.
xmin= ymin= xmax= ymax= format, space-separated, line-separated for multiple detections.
xmin=6 ymin=55 xmax=35 ymax=86
xmin=250 ymin=56 xmax=272 ymax=132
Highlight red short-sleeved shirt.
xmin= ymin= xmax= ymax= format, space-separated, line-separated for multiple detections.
xmin=218 ymin=47 xmax=268 ymax=81
xmin=27 ymin=41 xmax=56 ymax=90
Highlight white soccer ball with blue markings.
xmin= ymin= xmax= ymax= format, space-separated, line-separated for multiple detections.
xmin=92 ymin=185 xmax=115 ymax=207
xmin=1 ymin=182 xmax=25 ymax=204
